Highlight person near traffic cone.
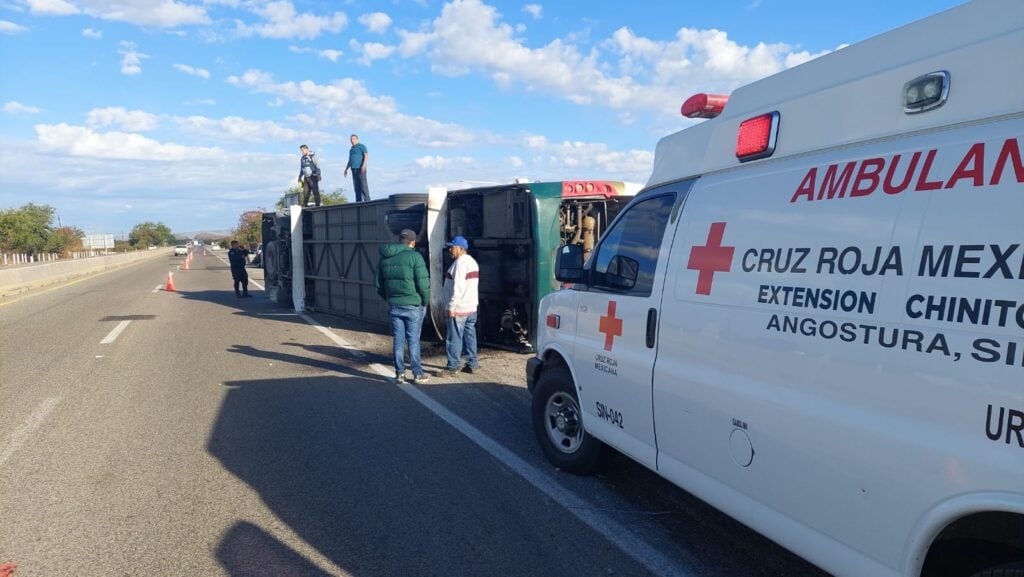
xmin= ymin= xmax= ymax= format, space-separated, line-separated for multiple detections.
xmin=165 ymin=271 xmax=177 ymax=292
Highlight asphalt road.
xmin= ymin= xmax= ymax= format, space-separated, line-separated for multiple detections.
xmin=0 ymin=249 xmax=830 ymax=577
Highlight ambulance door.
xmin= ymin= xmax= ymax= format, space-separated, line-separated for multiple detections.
xmin=572 ymin=187 xmax=688 ymax=468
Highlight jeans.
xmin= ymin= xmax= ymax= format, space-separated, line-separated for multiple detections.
xmin=352 ymin=169 xmax=370 ymax=202
xmin=301 ymin=176 xmax=321 ymax=206
xmin=390 ymin=305 xmax=425 ymax=377
xmin=445 ymin=312 xmax=478 ymax=370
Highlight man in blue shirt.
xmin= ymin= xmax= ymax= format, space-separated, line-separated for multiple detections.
xmin=344 ymin=134 xmax=370 ymax=202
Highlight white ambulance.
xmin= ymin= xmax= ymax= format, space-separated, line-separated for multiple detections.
xmin=526 ymin=2 xmax=1024 ymax=576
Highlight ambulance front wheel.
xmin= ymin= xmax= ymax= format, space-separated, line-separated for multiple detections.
xmin=532 ymin=365 xmax=606 ymax=475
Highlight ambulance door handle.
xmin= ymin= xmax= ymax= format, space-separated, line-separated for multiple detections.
xmin=646 ymin=308 xmax=657 ymax=349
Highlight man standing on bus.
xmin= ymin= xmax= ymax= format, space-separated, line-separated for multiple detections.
xmin=344 ymin=134 xmax=370 ymax=202
xmin=442 ymin=235 xmax=480 ymax=376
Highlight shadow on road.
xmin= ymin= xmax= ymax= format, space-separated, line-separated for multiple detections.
xmin=206 ymin=374 xmax=656 ymax=577
xmin=216 ymin=521 xmax=333 ymax=577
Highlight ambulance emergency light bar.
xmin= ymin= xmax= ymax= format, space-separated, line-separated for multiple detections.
xmin=681 ymin=93 xmax=729 ymax=119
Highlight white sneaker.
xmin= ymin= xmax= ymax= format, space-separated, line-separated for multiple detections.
xmin=412 ymin=374 xmax=429 ymax=384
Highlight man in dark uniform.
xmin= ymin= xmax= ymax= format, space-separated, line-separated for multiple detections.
xmin=228 ymin=240 xmax=251 ymax=298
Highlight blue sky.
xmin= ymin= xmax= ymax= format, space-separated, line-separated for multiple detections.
xmin=0 ymin=0 xmax=962 ymax=236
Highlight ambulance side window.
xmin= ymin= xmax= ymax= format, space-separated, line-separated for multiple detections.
xmin=591 ymin=193 xmax=676 ymax=297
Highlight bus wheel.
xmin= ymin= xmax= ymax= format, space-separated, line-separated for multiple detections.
xmin=531 ymin=365 xmax=605 ymax=475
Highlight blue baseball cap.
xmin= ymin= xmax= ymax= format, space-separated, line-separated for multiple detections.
xmin=445 ymin=236 xmax=469 ymax=249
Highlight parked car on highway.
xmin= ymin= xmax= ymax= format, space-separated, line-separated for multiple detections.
xmin=173 ymin=245 xmax=188 ymax=256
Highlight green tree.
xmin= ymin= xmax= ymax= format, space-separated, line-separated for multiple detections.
xmin=49 ymin=226 xmax=85 ymax=254
xmin=321 ymin=187 xmax=348 ymax=206
xmin=275 ymin=186 xmax=348 ymax=209
xmin=233 ymin=209 xmax=264 ymax=249
xmin=0 ymin=203 xmax=59 ymax=255
xmin=129 ymin=221 xmax=175 ymax=248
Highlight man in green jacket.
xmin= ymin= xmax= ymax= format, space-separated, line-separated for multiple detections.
xmin=375 ymin=229 xmax=430 ymax=384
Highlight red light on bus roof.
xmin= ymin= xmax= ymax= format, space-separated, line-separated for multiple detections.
xmin=736 ymin=111 xmax=780 ymax=162
xmin=681 ymin=93 xmax=729 ymax=119
xmin=562 ymin=181 xmax=618 ymax=198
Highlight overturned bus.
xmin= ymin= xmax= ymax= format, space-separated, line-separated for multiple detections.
xmin=262 ymin=179 xmax=639 ymax=351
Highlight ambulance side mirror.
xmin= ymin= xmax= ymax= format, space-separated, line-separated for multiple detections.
xmin=555 ymin=244 xmax=585 ymax=283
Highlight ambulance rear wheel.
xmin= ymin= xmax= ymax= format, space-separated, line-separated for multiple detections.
xmin=970 ymin=562 xmax=1024 ymax=577
xmin=532 ymin=365 xmax=605 ymax=475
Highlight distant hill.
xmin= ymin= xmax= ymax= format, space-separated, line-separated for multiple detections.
xmin=176 ymin=230 xmax=233 ymax=241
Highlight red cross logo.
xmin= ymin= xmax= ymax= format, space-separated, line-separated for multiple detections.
xmin=598 ymin=301 xmax=623 ymax=351
xmin=687 ymin=222 xmax=735 ymax=295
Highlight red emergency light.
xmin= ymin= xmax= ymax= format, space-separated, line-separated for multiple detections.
xmin=681 ymin=93 xmax=729 ymax=119
xmin=562 ymin=181 xmax=617 ymax=198
xmin=735 ymin=111 xmax=779 ymax=162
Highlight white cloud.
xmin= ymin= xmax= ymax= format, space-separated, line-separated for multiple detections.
xmin=523 ymin=134 xmax=653 ymax=179
xmin=413 ymin=155 xmax=473 ymax=169
xmin=24 ymin=0 xmax=209 ymax=26
xmin=83 ymin=0 xmax=209 ymax=27
xmin=174 ymin=115 xmax=333 ymax=144
xmin=173 ymin=63 xmax=211 ymax=79
xmin=351 ymin=39 xmax=395 ymax=66
xmin=0 ymin=19 xmax=28 ymax=33
xmin=35 ymin=123 xmax=223 ymax=160
xmin=396 ymin=0 xmax=833 ymax=115
xmin=86 ymin=107 xmax=160 ymax=131
xmin=24 ymin=0 xmax=78 ymax=15
xmin=290 ymin=45 xmax=343 ymax=62
xmin=506 ymin=155 xmax=523 ymax=167
xmin=227 ymin=69 xmax=474 ymax=148
xmin=358 ymin=11 xmax=391 ymax=33
xmin=319 ymin=49 xmax=342 ymax=62
xmin=3 ymin=101 xmax=42 ymax=114
xmin=82 ymin=27 xmax=102 ymax=38
xmin=522 ymin=3 xmax=541 ymax=19
xmin=187 ymin=98 xmax=217 ymax=105
xmin=118 ymin=41 xmax=148 ymax=75
xmin=236 ymin=1 xmax=346 ymax=40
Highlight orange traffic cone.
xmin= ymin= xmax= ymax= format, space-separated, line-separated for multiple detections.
xmin=165 ymin=271 xmax=177 ymax=292
xmin=183 ymin=257 xmax=190 ymax=271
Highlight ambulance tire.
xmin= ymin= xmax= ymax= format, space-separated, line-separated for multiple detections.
xmin=970 ymin=562 xmax=1024 ymax=577
xmin=531 ymin=365 xmax=606 ymax=476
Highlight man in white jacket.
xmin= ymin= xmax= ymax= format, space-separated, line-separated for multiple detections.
xmin=442 ymin=236 xmax=479 ymax=376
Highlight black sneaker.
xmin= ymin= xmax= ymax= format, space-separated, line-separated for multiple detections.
xmin=395 ymin=374 xmax=406 ymax=384
xmin=462 ymin=365 xmax=477 ymax=374
xmin=412 ymin=374 xmax=430 ymax=385
xmin=443 ymin=368 xmax=460 ymax=377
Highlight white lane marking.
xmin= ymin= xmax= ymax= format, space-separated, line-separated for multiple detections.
xmin=299 ymin=313 xmax=367 ymax=360
xmin=100 ymin=320 xmax=131 ymax=344
xmin=0 ymin=397 xmax=61 ymax=469
xmin=303 ymin=317 xmax=690 ymax=577
xmin=212 ymin=253 xmax=265 ymax=290
xmin=152 ymin=284 xmax=163 ymax=293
